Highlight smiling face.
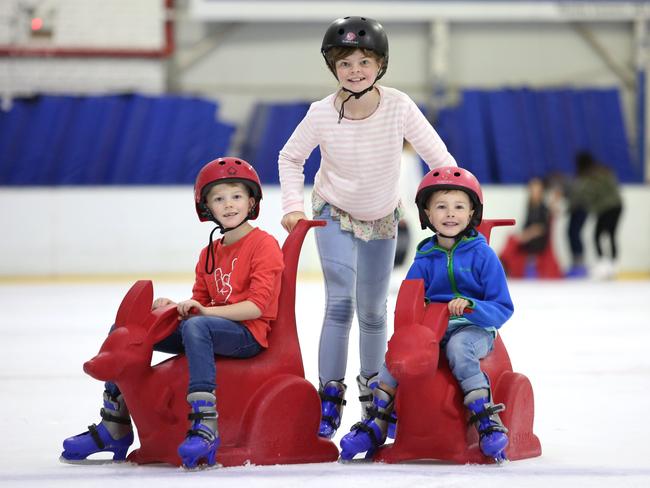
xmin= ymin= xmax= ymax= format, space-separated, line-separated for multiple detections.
xmin=334 ymin=49 xmax=381 ymax=92
xmin=424 ymin=189 xmax=474 ymax=239
xmin=204 ymin=182 xmax=255 ymax=229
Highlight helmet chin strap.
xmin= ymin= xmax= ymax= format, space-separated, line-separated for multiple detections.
xmin=203 ymin=208 xmax=255 ymax=274
xmin=432 ymin=224 xmax=476 ymax=242
xmin=214 ymin=216 xmax=250 ymax=236
xmin=337 ymin=84 xmax=377 ymax=123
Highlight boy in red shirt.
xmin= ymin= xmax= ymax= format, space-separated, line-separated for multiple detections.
xmin=61 ymin=157 xmax=284 ymax=469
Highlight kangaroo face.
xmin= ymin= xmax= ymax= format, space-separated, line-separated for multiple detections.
xmin=386 ymin=325 xmax=439 ymax=379
xmin=83 ymin=326 xmax=151 ymax=381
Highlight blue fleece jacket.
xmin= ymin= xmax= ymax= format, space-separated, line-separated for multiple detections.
xmin=406 ymin=231 xmax=514 ymax=330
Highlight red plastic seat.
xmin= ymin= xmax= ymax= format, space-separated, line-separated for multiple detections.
xmin=374 ymin=218 xmax=542 ymax=464
xmin=82 ymin=220 xmax=339 ymax=467
xmin=499 ymin=219 xmax=562 ymax=279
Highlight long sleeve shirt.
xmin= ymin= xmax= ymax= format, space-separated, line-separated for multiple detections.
xmin=279 ymin=85 xmax=457 ymax=222
xmin=191 ymin=228 xmax=284 ymax=348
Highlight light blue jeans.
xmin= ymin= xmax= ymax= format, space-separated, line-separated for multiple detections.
xmin=315 ymin=205 xmax=397 ymax=383
xmin=379 ymin=324 xmax=495 ymax=394
xmin=105 ymin=316 xmax=262 ymax=396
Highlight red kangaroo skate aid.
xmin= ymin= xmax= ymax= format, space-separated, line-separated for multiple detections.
xmin=374 ymin=219 xmax=542 ymax=464
xmin=83 ymin=220 xmax=339 ymax=467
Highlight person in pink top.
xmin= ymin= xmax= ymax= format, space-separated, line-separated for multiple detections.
xmin=278 ymin=16 xmax=457 ymax=439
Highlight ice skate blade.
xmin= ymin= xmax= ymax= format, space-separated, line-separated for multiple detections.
xmin=338 ymin=448 xmax=377 ymax=464
xmin=493 ymin=454 xmax=509 ymax=466
xmin=59 ymin=455 xmax=130 ymax=466
xmin=338 ymin=456 xmax=373 ymax=464
xmin=180 ymin=462 xmax=222 ymax=472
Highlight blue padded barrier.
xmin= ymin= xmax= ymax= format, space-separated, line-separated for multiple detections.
xmin=486 ymin=89 xmax=529 ymax=183
xmin=0 ymin=89 xmax=638 ymax=185
xmin=0 ymin=94 xmax=234 ymax=185
xmin=433 ymin=87 xmax=638 ymax=183
xmin=241 ymin=102 xmax=320 ymax=185
xmin=428 ymin=91 xmax=495 ymax=183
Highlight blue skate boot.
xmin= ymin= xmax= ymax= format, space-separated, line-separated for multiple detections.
xmin=177 ymin=391 xmax=221 ymax=469
xmin=60 ymin=391 xmax=133 ymax=463
xmin=339 ymin=386 xmax=395 ymax=461
xmin=464 ymin=388 xmax=509 ymax=463
xmin=318 ymin=380 xmax=347 ymax=438
xmin=356 ymin=373 xmax=397 ymax=439
xmin=565 ymin=264 xmax=587 ymax=278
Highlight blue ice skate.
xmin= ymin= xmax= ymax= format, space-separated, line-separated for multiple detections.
xmin=339 ymin=387 xmax=394 ymax=461
xmin=61 ymin=423 xmax=133 ymax=462
xmin=60 ymin=392 xmax=133 ymax=462
xmin=565 ymin=264 xmax=587 ymax=278
xmin=318 ymin=380 xmax=346 ymax=438
xmin=357 ymin=374 xmax=397 ymax=439
xmin=178 ymin=392 xmax=221 ymax=469
xmin=464 ymin=389 xmax=509 ymax=462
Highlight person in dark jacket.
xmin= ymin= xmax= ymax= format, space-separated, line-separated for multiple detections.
xmin=499 ymin=177 xmax=552 ymax=278
xmin=573 ymin=151 xmax=623 ymax=279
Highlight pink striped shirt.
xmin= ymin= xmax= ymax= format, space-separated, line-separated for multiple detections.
xmin=278 ymin=85 xmax=457 ymax=222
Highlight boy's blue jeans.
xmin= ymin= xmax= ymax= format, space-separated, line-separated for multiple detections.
xmin=379 ymin=324 xmax=495 ymax=394
xmin=105 ymin=316 xmax=262 ymax=397
xmin=315 ymin=205 xmax=397 ymax=383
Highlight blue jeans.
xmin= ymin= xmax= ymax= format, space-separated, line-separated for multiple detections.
xmin=105 ymin=316 xmax=261 ymax=396
xmin=315 ymin=205 xmax=397 ymax=383
xmin=379 ymin=324 xmax=495 ymax=394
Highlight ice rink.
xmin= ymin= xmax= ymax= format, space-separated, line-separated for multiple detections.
xmin=1 ymin=276 xmax=649 ymax=488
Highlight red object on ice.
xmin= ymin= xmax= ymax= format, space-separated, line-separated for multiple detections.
xmin=499 ymin=234 xmax=563 ymax=279
xmin=375 ymin=218 xmax=542 ymax=464
xmin=83 ymin=220 xmax=339 ymax=467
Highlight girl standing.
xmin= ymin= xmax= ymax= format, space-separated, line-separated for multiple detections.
xmin=278 ymin=16 xmax=457 ymax=438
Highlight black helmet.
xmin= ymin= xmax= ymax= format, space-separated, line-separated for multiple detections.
xmin=321 ymin=16 xmax=389 ymax=81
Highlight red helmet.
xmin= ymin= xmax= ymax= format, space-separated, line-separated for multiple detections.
xmin=415 ymin=166 xmax=483 ymax=230
xmin=194 ymin=157 xmax=263 ymax=222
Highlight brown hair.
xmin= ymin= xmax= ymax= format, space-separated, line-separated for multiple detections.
xmin=324 ymin=47 xmax=384 ymax=70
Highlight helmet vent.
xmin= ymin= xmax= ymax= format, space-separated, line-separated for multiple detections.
xmin=454 ymin=171 xmax=461 ymax=176
xmin=359 ymin=30 xmax=366 ymax=36
xmin=433 ymin=171 xmax=440 ymax=176
xmin=361 ymin=17 xmax=366 ymax=21
xmin=218 ymin=160 xmax=225 ymax=165
xmin=338 ymin=28 xmax=345 ymax=35
xmin=235 ymin=160 xmax=242 ymax=165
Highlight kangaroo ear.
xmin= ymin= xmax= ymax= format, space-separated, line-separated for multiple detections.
xmin=145 ymin=305 xmax=181 ymax=344
xmin=394 ymin=279 xmax=426 ymax=330
xmin=114 ymin=280 xmax=154 ymax=330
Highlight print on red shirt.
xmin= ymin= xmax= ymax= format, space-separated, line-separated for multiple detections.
xmin=212 ymin=257 xmax=238 ymax=304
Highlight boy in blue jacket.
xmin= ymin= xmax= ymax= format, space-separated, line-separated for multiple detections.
xmin=340 ymin=167 xmax=514 ymax=462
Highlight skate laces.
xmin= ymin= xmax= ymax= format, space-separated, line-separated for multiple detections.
xmin=187 ymin=408 xmax=218 ymax=442
xmin=365 ymin=405 xmax=397 ymax=424
xmin=468 ymin=402 xmax=508 ymax=435
xmin=319 ymin=390 xmax=347 ymax=406
xmin=100 ymin=394 xmax=131 ymax=426
xmin=187 ymin=400 xmax=219 ymax=442
xmin=357 ymin=374 xmax=379 ymax=405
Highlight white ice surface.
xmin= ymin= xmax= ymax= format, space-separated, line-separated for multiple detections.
xmin=1 ymin=277 xmax=649 ymax=487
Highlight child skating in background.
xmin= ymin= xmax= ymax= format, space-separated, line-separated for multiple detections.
xmin=278 ymin=16 xmax=457 ymax=439
xmin=340 ymin=167 xmax=514 ymax=462
xmin=499 ymin=177 xmax=552 ymax=278
xmin=61 ymin=157 xmax=284 ymax=469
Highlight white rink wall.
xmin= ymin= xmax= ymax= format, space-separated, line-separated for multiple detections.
xmin=1 ymin=184 xmax=648 ymax=277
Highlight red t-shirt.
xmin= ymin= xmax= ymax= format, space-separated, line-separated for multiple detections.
xmin=191 ymin=228 xmax=284 ymax=348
